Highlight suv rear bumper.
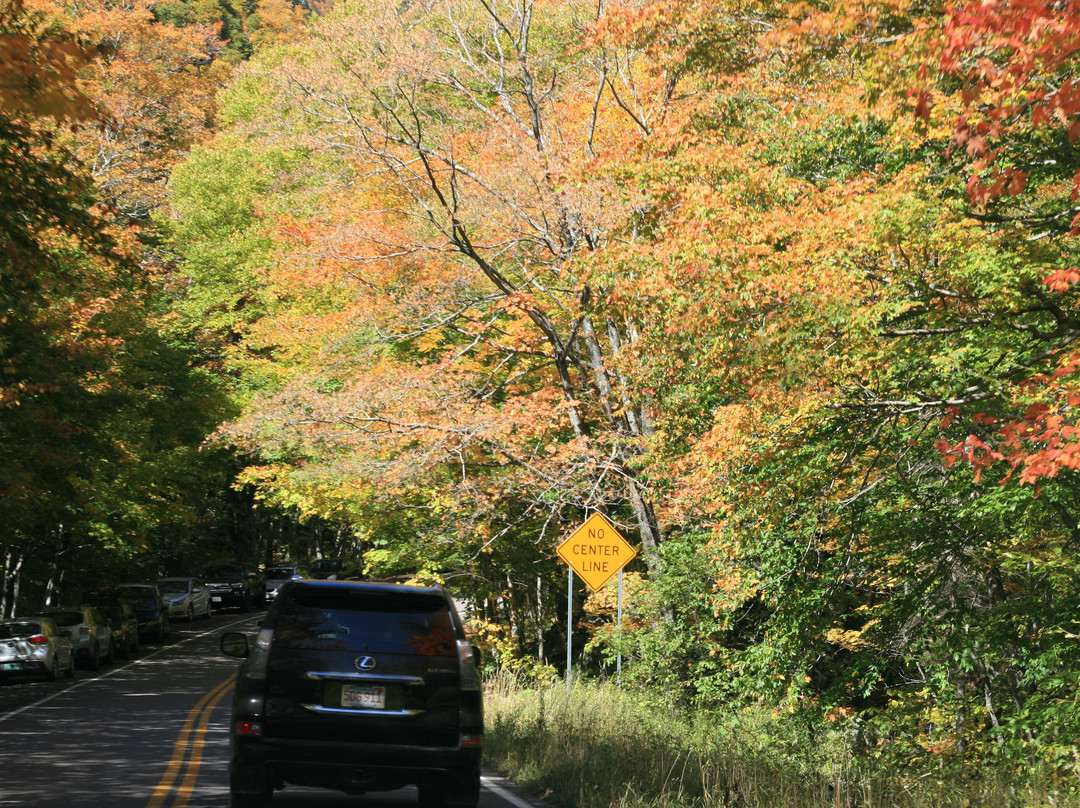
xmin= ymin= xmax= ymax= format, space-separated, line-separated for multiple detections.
xmin=230 ymin=735 xmax=481 ymax=793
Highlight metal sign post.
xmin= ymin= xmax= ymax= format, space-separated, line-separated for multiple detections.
xmin=617 ymin=568 xmax=624 ymax=685
xmin=566 ymin=565 xmax=573 ymax=691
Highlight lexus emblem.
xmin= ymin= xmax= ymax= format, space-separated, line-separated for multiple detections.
xmin=354 ymin=655 xmax=377 ymax=672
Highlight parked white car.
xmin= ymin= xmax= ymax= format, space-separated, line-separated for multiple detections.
xmin=36 ymin=606 xmax=112 ymax=671
xmin=156 ymin=577 xmax=213 ymax=622
xmin=0 ymin=617 xmax=76 ymax=681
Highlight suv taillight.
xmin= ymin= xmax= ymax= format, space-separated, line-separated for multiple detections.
xmin=79 ymin=626 xmax=91 ymax=635
xmin=28 ymin=635 xmax=49 ymax=645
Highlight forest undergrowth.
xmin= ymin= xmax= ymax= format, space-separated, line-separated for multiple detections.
xmin=483 ymin=677 xmax=1080 ymax=808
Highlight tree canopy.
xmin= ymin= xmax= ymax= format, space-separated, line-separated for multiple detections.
xmin=5 ymin=0 xmax=1079 ymax=772
xmin=160 ymin=0 xmax=1080 ymax=763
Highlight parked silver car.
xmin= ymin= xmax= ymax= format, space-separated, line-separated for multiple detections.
xmin=156 ymin=577 xmax=212 ymax=622
xmin=263 ymin=564 xmax=304 ymax=602
xmin=0 ymin=617 xmax=75 ymax=681
xmin=35 ymin=606 xmax=112 ymax=670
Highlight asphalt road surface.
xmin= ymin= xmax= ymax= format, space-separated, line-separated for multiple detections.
xmin=0 ymin=611 xmax=548 ymax=808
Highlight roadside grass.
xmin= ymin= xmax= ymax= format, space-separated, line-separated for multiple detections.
xmin=483 ymin=677 xmax=1080 ymax=808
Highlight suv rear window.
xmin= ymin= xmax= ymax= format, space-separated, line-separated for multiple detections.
xmin=92 ymin=602 xmax=125 ymax=620
xmin=0 ymin=622 xmax=41 ymax=639
xmin=42 ymin=611 xmax=83 ymax=625
xmin=274 ymin=589 xmax=455 ymax=655
xmin=205 ymin=565 xmax=243 ymax=577
xmin=118 ymin=588 xmax=158 ymax=608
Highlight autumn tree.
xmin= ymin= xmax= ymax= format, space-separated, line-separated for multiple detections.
xmin=172 ymin=0 xmax=710 ymax=577
xmin=163 ymin=0 xmax=1080 ymax=760
xmin=0 ymin=0 xmax=245 ymax=613
xmin=583 ymin=0 xmax=1080 ymax=757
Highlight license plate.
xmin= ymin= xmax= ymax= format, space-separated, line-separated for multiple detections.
xmin=2 ymin=663 xmax=19 ymax=671
xmin=341 ymin=684 xmax=385 ymax=709
xmin=212 ymin=597 xmax=222 ymax=603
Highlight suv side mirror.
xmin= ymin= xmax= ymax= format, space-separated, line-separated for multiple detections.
xmin=221 ymin=632 xmax=250 ymax=658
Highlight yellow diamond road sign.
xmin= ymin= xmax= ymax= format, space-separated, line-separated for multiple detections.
xmin=557 ymin=513 xmax=637 ymax=591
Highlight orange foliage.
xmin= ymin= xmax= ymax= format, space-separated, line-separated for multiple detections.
xmin=45 ymin=0 xmax=227 ymax=219
xmin=0 ymin=0 xmax=96 ymax=122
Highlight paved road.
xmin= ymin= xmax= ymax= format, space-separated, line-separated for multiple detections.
xmin=0 ymin=611 xmax=546 ymax=808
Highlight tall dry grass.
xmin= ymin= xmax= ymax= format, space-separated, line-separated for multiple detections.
xmin=482 ymin=676 xmax=1079 ymax=808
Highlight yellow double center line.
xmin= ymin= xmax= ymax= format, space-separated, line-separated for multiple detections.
xmin=145 ymin=672 xmax=237 ymax=808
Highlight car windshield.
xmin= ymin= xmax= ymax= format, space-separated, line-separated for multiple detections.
xmin=0 ymin=622 xmax=41 ymax=639
xmin=204 ymin=565 xmax=241 ymax=577
xmin=157 ymin=581 xmax=189 ymax=594
xmin=265 ymin=567 xmax=295 ymax=579
xmin=41 ymin=611 xmax=83 ymax=626
xmin=92 ymin=603 xmax=123 ymax=619
xmin=310 ymin=560 xmax=342 ymax=573
xmin=273 ymin=590 xmax=455 ymax=655
xmin=118 ymin=588 xmax=158 ymax=609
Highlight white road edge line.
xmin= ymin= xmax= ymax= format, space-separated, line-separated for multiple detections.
xmin=0 ymin=614 xmax=254 ymax=724
xmin=481 ymin=776 xmax=537 ymax=808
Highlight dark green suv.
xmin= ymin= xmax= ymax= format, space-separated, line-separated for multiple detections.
xmin=220 ymin=580 xmax=483 ymax=808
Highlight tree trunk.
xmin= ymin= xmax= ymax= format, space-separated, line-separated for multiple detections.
xmin=1 ymin=548 xmax=24 ymax=618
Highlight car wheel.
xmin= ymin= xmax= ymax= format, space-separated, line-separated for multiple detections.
xmin=131 ymin=632 xmax=139 ymax=655
xmin=230 ymin=793 xmax=268 ymax=808
xmin=86 ymin=643 xmax=100 ymax=671
xmin=417 ymin=782 xmax=440 ymax=807
xmin=65 ymin=653 xmax=75 ymax=679
xmin=204 ymin=600 xmax=213 ymax=619
xmin=45 ymin=657 xmax=59 ymax=682
xmin=186 ymin=605 xmax=194 ymax=623
xmin=229 ymin=774 xmax=271 ymax=808
xmin=442 ymin=769 xmax=481 ymax=808
xmin=103 ymin=641 xmax=114 ymax=666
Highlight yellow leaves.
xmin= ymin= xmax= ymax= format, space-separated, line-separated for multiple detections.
xmin=413 ymin=330 xmax=445 ymax=356
xmin=248 ymin=0 xmax=309 ymax=51
xmin=825 ymin=620 xmax=880 ymax=652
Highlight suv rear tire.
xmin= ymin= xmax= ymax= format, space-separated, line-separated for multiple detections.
xmin=230 ymin=774 xmax=271 ymax=808
xmin=417 ymin=771 xmax=480 ymax=808
xmin=230 ymin=794 xmax=268 ymax=808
